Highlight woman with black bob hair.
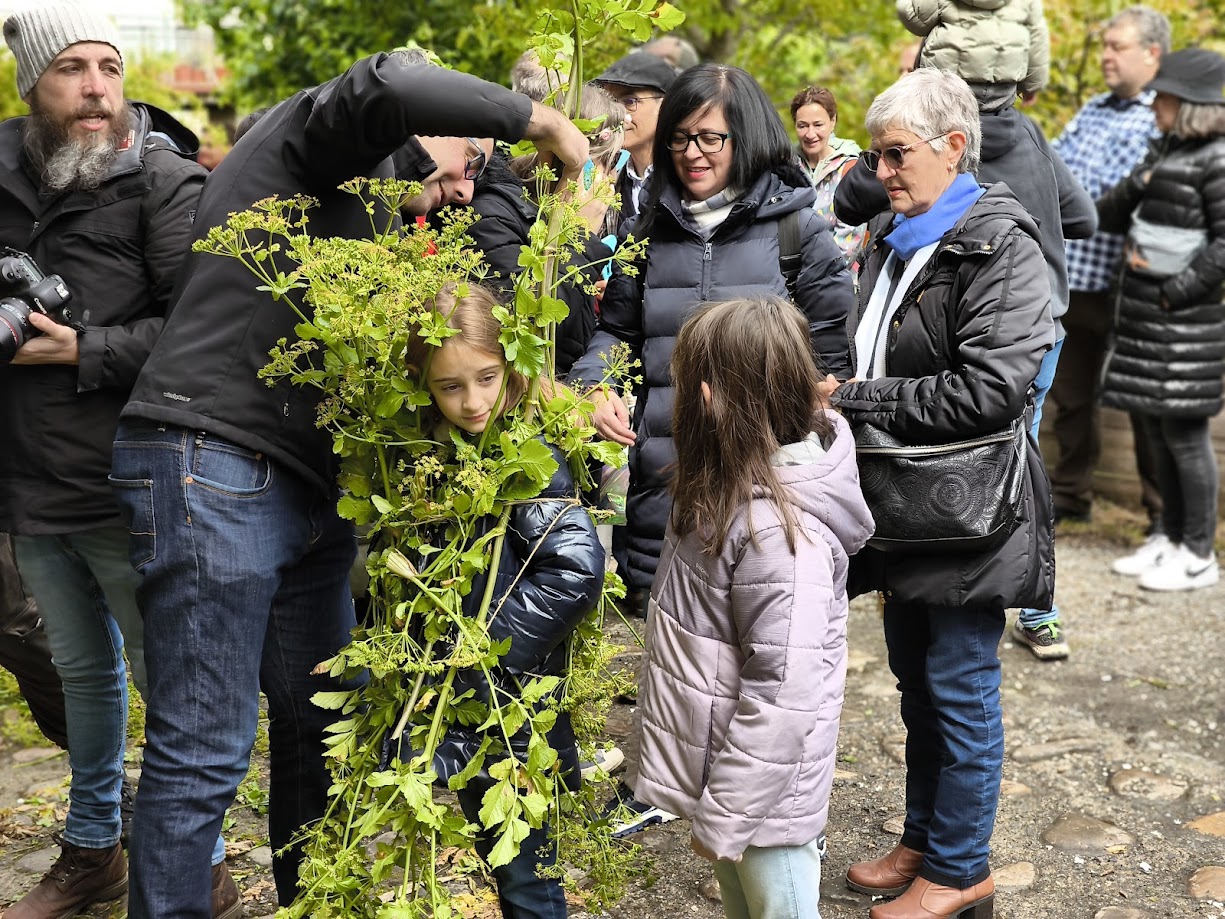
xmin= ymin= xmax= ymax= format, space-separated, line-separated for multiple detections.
xmin=571 ymin=61 xmax=853 ymax=625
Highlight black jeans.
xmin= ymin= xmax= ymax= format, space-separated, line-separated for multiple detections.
xmin=1136 ymin=415 xmax=1219 ymax=557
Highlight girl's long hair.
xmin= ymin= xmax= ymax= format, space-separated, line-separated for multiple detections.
xmin=404 ymin=282 xmax=528 ymax=418
xmin=669 ymin=296 xmax=834 ymax=556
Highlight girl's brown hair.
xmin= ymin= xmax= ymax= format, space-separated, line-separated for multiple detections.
xmin=404 ymin=282 xmax=528 ymax=414
xmin=669 ymin=296 xmax=834 ymax=556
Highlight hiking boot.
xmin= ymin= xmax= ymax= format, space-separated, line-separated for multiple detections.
xmin=602 ymin=781 xmax=679 ymax=838
xmin=4 ymin=836 xmax=127 ymax=919
xmin=1111 ymin=534 xmax=1173 ymax=576
xmin=212 ymin=860 xmax=244 ymax=919
xmin=1138 ymin=545 xmax=1219 ymax=592
xmin=579 ymin=745 xmax=626 ymax=782
xmin=1011 ymin=620 xmax=1069 ymax=661
xmin=846 ymin=842 xmax=924 ymax=897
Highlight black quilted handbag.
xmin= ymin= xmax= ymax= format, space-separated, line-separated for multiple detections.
xmin=853 ymin=418 xmax=1027 ymax=554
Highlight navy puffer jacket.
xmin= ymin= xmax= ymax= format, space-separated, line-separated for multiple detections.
xmin=1098 ymin=134 xmax=1225 ymax=418
xmin=570 ymin=169 xmax=854 ymax=591
xmin=431 ymin=443 xmax=604 ymax=787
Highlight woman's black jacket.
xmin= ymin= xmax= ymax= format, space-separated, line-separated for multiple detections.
xmin=833 ymin=184 xmax=1056 ymax=610
xmin=1098 ymin=134 xmax=1225 ymax=418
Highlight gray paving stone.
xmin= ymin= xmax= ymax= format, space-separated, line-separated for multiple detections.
xmin=1107 ymin=768 xmax=1188 ymax=801
xmin=16 ymin=846 xmax=57 ymax=874
xmin=1040 ymin=814 xmax=1133 ymax=853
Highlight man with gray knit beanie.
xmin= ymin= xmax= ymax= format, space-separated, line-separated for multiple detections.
xmin=0 ymin=4 xmax=234 ymax=919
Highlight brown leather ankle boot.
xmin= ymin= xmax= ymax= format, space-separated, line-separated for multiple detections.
xmin=846 ymin=842 xmax=925 ymax=896
xmin=869 ymin=875 xmax=995 ymax=919
xmin=211 ymin=860 xmax=245 ymax=919
xmin=4 ymin=836 xmax=127 ymax=919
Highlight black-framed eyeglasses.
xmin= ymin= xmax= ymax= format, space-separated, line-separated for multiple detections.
xmin=666 ymin=131 xmax=733 ymax=154
xmin=620 ymin=94 xmax=663 ymax=112
xmin=861 ymin=132 xmax=951 ymax=171
xmin=463 ymin=137 xmax=487 ymax=181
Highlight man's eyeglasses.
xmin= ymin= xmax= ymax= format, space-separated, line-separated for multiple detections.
xmin=620 ymin=94 xmax=663 ymax=112
xmin=861 ymin=132 xmax=950 ymax=171
xmin=666 ymin=131 xmax=733 ymax=154
xmin=463 ymin=137 xmax=487 ymax=181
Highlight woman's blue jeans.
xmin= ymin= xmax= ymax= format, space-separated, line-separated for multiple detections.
xmin=111 ymin=421 xmax=362 ymax=917
xmin=1019 ymin=337 xmax=1063 ymax=630
xmin=883 ymin=600 xmax=1005 ymax=889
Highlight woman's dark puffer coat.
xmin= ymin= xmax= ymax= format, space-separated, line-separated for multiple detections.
xmin=1098 ymin=134 xmax=1225 ymax=418
xmin=431 ymin=444 xmax=604 ymax=787
xmin=467 ymin=156 xmax=606 ymax=377
xmin=833 ymin=184 xmax=1056 ymax=610
xmin=569 ymin=169 xmax=854 ymax=592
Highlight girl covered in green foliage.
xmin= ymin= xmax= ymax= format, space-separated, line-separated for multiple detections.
xmin=401 ymin=281 xmax=605 ymax=919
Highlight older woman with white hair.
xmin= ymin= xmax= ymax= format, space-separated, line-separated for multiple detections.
xmin=822 ymin=70 xmax=1055 ymax=919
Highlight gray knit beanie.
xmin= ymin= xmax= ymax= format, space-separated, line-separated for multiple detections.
xmin=3 ymin=3 xmax=123 ymax=98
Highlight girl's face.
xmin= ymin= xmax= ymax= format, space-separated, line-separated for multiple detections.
xmin=794 ymin=103 xmax=834 ymax=163
xmin=670 ymin=103 xmax=734 ymax=201
xmin=427 ymin=338 xmax=506 ymax=434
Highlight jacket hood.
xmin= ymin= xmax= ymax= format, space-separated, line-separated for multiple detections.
xmin=136 ymin=102 xmax=200 ymax=159
xmin=473 ymin=152 xmax=533 ymax=219
xmin=978 ymin=104 xmax=1020 ymax=163
xmin=754 ymin=410 xmax=874 ymax=557
xmin=948 ymin=181 xmax=1042 ymax=250
xmin=658 ymin=167 xmax=816 ymax=227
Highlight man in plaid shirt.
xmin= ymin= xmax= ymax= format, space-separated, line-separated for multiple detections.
xmin=1015 ymin=5 xmax=1169 ymax=661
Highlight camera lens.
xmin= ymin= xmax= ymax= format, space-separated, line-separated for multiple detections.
xmin=0 ymin=297 xmax=36 ymax=363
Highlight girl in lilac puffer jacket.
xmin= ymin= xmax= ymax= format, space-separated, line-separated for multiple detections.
xmin=630 ymin=295 xmax=873 ymax=919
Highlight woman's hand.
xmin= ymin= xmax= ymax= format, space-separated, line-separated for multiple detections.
xmin=589 ymin=389 xmax=636 ymax=445
xmin=817 ymin=374 xmax=841 ymax=400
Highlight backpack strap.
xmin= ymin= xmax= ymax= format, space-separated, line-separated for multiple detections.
xmin=777 ymin=210 xmax=802 ymax=301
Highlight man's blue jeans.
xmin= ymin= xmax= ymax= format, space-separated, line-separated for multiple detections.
xmin=883 ymin=600 xmax=1005 ymax=889
xmin=1019 ymin=337 xmax=1063 ymax=630
xmin=13 ymin=527 xmax=145 ymax=850
xmin=712 ymin=836 xmax=824 ymax=919
xmin=111 ymin=422 xmax=362 ymax=917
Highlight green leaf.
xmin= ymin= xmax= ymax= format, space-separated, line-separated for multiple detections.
xmin=478 ymin=777 xmax=517 ymax=828
xmin=486 ymin=817 xmax=531 ymax=868
xmin=311 ymin=690 xmax=355 ymax=711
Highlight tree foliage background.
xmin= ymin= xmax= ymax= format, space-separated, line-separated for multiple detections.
xmin=177 ymin=0 xmax=1223 ymax=144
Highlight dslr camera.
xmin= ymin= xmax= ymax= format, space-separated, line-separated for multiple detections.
xmin=0 ymin=248 xmax=77 ymax=363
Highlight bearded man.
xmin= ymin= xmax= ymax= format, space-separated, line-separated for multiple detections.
xmin=0 ymin=4 xmax=220 ymax=918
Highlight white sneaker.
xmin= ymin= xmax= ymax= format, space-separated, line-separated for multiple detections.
xmin=579 ymin=745 xmax=626 ymax=781
xmin=1111 ymin=534 xmax=1174 ymax=576
xmin=1138 ymin=544 xmax=1220 ymax=591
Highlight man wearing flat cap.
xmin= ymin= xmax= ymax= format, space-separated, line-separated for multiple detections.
xmin=596 ymin=52 xmax=679 ymax=226
xmin=0 ymin=3 xmax=222 ymax=919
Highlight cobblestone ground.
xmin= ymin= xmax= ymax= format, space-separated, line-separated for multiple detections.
xmin=2 ymin=516 xmax=1224 ymax=919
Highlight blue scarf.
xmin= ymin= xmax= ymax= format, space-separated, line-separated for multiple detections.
xmin=885 ymin=173 xmax=985 ymax=261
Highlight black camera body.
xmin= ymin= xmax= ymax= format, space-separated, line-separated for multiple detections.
xmin=0 ymin=248 xmax=76 ymax=363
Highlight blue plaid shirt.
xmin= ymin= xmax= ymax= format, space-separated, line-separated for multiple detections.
xmin=1053 ymin=91 xmax=1159 ymax=292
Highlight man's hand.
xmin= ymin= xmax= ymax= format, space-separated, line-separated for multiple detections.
xmin=10 ymin=312 xmax=80 ymax=365
xmin=589 ymin=389 xmax=636 ymax=446
xmin=523 ymin=101 xmax=590 ymax=175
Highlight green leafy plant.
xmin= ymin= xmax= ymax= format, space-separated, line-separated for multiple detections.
xmin=190 ymin=4 xmax=678 ymax=914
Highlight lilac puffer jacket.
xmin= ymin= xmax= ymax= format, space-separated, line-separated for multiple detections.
xmin=631 ymin=412 xmax=874 ymax=860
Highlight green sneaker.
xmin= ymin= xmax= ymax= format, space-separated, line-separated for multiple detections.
xmin=1012 ymin=620 xmax=1069 ymax=661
